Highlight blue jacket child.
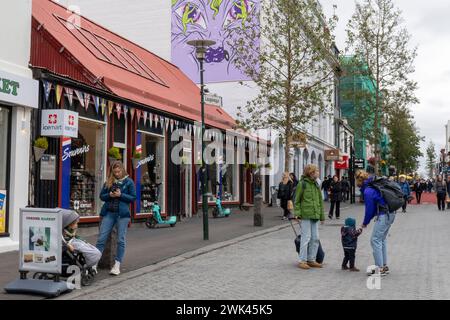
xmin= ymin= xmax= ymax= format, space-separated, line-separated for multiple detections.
xmin=341 ymin=217 xmax=363 ymax=271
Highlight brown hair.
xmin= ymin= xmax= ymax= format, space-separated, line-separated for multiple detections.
xmin=355 ymin=170 xmax=369 ymax=187
xmin=106 ymin=161 xmax=128 ymax=188
xmin=303 ymin=164 xmax=318 ymax=179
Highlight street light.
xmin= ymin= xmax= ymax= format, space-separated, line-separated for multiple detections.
xmin=187 ymin=39 xmax=216 ymax=241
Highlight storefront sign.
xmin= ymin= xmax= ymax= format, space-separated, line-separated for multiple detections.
xmin=0 ymin=191 xmax=6 ymax=234
xmin=40 ymin=155 xmax=57 ymax=180
xmin=291 ymin=132 xmax=307 ymax=148
xmin=62 ymin=144 xmax=90 ymax=162
xmin=41 ymin=109 xmax=79 ymax=138
xmin=335 ymin=155 xmax=349 ymax=169
xmin=204 ymin=94 xmax=223 ymax=108
xmin=136 ymin=154 xmax=155 ymax=169
xmin=19 ymin=208 xmax=62 ymax=274
xmin=354 ymin=158 xmax=365 ymax=169
xmin=325 ymin=149 xmax=341 ymax=161
xmin=0 ymin=69 xmax=38 ymax=108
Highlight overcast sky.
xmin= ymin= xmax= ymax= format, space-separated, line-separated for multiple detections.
xmin=320 ymin=0 xmax=450 ymax=175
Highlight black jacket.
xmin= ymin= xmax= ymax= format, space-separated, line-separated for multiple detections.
xmin=341 ymin=226 xmax=362 ymax=249
xmin=414 ymin=182 xmax=423 ymax=193
xmin=278 ymin=181 xmax=294 ymax=201
xmin=329 ymin=181 xmax=342 ymax=202
xmin=321 ymin=179 xmax=330 ymax=191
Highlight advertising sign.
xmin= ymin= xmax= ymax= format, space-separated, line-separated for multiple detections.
xmin=19 ymin=208 xmax=62 ymax=274
xmin=325 ymin=149 xmax=341 ymax=161
xmin=40 ymin=155 xmax=56 ymax=180
xmin=0 ymin=69 xmax=39 ymax=109
xmin=204 ymin=94 xmax=223 ymax=108
xmin=0 ymin=191 xmax=6 ymax=234
xmin=354 ymin=158 xmax=365 ymax=169
xmin=335 ymin=155 xmax=349 ymax=170
xmin=41 ymin=109 xmax=78 ymax=138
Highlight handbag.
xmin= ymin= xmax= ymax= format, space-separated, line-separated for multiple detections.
xmin=287 ymin=200 xmax=294 ymax=210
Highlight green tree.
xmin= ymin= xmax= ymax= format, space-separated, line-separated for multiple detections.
xmin=345 ymin=0 xmax=419 ymax=174
xmin=229 ymin=0 xmax=339 ymax=171
xmin=425 ymin=141 xmax=437 ymax=179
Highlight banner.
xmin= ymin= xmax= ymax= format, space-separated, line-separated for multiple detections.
xmin=0 ymin=191 xmax=6 ymax=234
xmin=108 ymin=101 xmax=114 ymax=116
xmin=83 ymin=93 xmax=91 ymax=111
xmin=65 ymin=87 xmax=74 ymax=107
xmin=101 ymin=98 xmax=106 ymax=116
xmin=43 ymin=81 xmax=53 ymax=102
xmin=116 ymin=103 xmax=122 ymax=120
xmin=130 ymin=107 xmax=135 ymax=120
xmin=55 ymin=85 xmax=64 ymax=106
xmin=93 ymin=96 xmax=100 ymax=114
xmin=74 ymin=90 xmax=84 ymax=108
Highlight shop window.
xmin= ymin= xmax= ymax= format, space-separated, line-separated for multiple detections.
xmin=0 ymin=106 xmax=10 ymax=235
xmin=137 ymin=133 xmax=165 ymax=214
xmin=69 ymin=119 xmax=106 ymax=217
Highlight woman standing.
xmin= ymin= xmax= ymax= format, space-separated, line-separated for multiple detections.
xmin=278 ymin=172 xmax=294 ymax=220
xmin=96 ymin=161 xmax=136 ymax=275
xmin=398 ymin=176 xmax=411 ymax=213
xmin=328 ymin=175 xmax=342 ymax=220
xmin=435 ymin=175 xmax=447 ymax=211
xmin=294 ymin=164 xmax=325 ymax=270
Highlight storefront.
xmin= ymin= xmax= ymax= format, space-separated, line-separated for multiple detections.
xmin=0 ymin=105 xmax=11 ymax=236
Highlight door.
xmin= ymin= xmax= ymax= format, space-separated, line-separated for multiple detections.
xmin=184 ymin=164 xmax=192 ymax=218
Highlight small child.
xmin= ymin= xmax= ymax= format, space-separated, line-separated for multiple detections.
xmin=62 ymin=210 xmax=101 ymax=272
xmin=341 ymin=217 xmax=363 ymax=272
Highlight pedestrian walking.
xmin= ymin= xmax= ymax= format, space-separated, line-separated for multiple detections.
xmin=446 ymin=176 xmax=450 ymax=209
xmin=435 ymin=175 xmax=447 ymax=211
xmin=356 ymin=170 xmax=395 ymax=277
xmin=398 ymin=176 xmax=411 ymax=213
xmin=328 ymin=175 xmax=342 ymax=219
xmin=341 ymin=176 xmax=350 ymax=202
xmin=341 ymin=217 xmax=363 ymax=272
xmin=294 ymin=164 xmax=325 ymax=270
xmin=290 ymin=172 xmax=299 ymax=189
xmin=413 ymin=180 xmax=423 ymax=204
xmin=96 ymin=161 xmax=136 ymax=276
xmin=321 ymin=176 xmax=330 ymax=202
xmin=427 ymin=179 xmax=433 ymax=193
xmin=278 ymin=172 xmax=294 ymax=220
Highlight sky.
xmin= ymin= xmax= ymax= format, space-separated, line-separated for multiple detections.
xmin=320 ymin=0 xmax=450 ymax=175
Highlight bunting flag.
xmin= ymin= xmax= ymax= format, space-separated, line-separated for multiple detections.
xmin=130 ymin=107 xmax=135 ymax=120
xmin=65 ymin=87 xmax=74 ymax=107
xmin=170 ymin=119 xmax=174 ymax=132
xmin=123 ymin=105 xmax=128 ymax=120
xmin=166 ymin=118 xmax=170 ymax=131
xmin=136 ymin=109 xmax=142 ymax=123
xmin=93 ymin=96 xmax=100 ymax=114
xmin=83 ymin=93 xmax=91 ymax=111
xmin=55 ymin=85 xmax=64 ymax=106
xmin=149 ymin=113 xmax=153 ymax=127
xmin=108 ymin=101 xmax=114 ymax=116
xmin=43 ymin=81 xmax=53 ymax=102
xmin=160 ymin=116 xmax=164 ymax=129
xmin=116 ymin=103 xmax=122 ymax=120
xmin=143 ymin=111 xmax=148 ymax=126
xmin=101 ymin=98 xmax=106 ymax=116
xmin=74 ymin=90 xmax=84 ymax=108
xmin=155 ymin=114 xmax=159 ymax=127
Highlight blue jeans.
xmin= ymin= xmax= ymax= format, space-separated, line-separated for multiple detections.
xmin=323 ymin=191 xmax=329 ymax=201
xmin=96 ymin=213 xmax=130 ymax=263
xmin=370 ymin=213 xmax=396 ymax=267
xmin=299 ymin=219 xmax=320 ymax=262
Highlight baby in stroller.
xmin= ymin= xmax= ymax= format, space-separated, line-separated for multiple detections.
xmin=61 ymin=210 xmax=101 ymax=286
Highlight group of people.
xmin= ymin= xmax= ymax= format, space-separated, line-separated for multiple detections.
xmin=321 ymin=175 xmax=351 ymax=220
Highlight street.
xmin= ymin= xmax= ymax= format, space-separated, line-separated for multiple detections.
xmin=58 ymin=201 xmax=450 ymax=300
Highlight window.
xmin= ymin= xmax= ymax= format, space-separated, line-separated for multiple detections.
xmin=0 ymin=106 xmax=10 ymax=234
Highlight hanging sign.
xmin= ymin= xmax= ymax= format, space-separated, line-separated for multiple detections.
xmin=41 ymin=109 xmax=78 ymax=138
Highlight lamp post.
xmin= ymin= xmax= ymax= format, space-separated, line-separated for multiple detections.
xmin=187 ymin=39 xmax=216 ymax=241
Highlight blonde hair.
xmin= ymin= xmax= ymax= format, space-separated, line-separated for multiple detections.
xmin=356 ymin=170 xmax=369 ymax=186
xmin=282 ymin=172 xmax=292 ymax=184
xmin=106 ymin=161 xmax=128 ymax=188
xmin=303 ymin=164 xmax=318 ymax=179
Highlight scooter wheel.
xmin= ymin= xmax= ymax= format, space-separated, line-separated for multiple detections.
xmin=170 ymin=223 xmax=176 ymax=227
xmin=212 ymin=208 xmax=218 ymax=218
xmin=145 ymin=219 xmax=156 ymax=229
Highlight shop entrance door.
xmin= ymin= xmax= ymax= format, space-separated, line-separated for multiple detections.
xmin=182 ymin=164 xmax=192 ymax=218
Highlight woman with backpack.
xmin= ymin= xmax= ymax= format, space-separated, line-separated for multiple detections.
xmin=435 ymin=175 xmax=447 ymax=211
xmin=328 ymin=175 xmax=342 ymax=219
xmin=294 ymin=164 xmax=325 ymax=270
xmin=278 ymin=172 xmax=294 ymax=220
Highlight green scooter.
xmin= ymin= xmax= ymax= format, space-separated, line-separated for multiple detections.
xmin=212 ymin=197 xmax=231 ymax=218
xmin=145 ymin=201 xmax=177 ymax=228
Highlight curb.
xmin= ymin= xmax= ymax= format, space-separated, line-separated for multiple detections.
xmin=57 ymin=223 xmax=292 ymax=300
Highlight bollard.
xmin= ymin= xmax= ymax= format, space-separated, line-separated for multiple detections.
xmin=253 ymin=194 xmax=263 ymax=226
xmin=98 ymin=221 xmax=118 ymax=270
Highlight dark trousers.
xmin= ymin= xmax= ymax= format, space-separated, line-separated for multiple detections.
xmin=283 ymin=208 xmax=290 ymax=218
xmin=416 ymin=191 xmax=422 ymax=204
xmin=447 ymin=193 xmax=450 ymax=209
xmin=402 ymin=196 xmax=408 ymax=212
xmin=342 ymin=248 xmax=356 ymax=268
xmin=437 ymin=193 xmax=446 ymax=210
xmin=329 ymin=201 xmax=340 ymax=218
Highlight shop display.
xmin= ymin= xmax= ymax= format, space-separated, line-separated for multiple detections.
xmin=70 ymin=169 xmax=96 ymax=217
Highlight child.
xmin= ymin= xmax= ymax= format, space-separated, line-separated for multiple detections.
xmin=341 ymin=217 xmax=363 ymax=272
xmin=62 ymin=210 xmax=101 ymax=272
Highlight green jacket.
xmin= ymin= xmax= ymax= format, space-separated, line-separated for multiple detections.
xmin=294 ymin=177 xmax=325 ymax=221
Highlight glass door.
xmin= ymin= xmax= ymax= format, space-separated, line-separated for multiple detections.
xmin=0 ymin=106 xmax=10 ymax=235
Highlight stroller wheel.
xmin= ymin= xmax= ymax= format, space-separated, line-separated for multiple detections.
xmin=81 ymin=273 xmax=94 ymax=286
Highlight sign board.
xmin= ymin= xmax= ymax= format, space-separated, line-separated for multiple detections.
xmin=204 ymin=94 xmax=223 ymax=108
xmin=0 ymin=190 xmax=6 ymax=234
xmin=325 ymin=149 xmax=341 ymax=161
xmin=354 ymin=158 xmax=365 ymax=169
xmin=291 ymin=132 xmax=307 ymax=148
xmin=40 ymin=155 xmax=56 ymax=180
xmin=41 ymin=109 xmax=79 ymax=138
xmin=335 ymin=155 xmax=349 ymax=170
xmin=19 ymin=208 xmax=62 ymax=274
xmin=0 ymin=69 xmax=39 ymax=109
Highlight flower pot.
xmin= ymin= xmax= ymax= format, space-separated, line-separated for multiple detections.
xmin=33 ymin=146 xmax=46 ymax=162
xmin=132 ymin=158 xmax=141 ymax=169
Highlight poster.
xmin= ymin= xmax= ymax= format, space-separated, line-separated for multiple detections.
xmin=0 ymin=191 xmax=6 ymax=234
xmin=40 ymin=155 xmax=56 ymax=180
xmin=19 ymin=208 xmax=62 ymax=274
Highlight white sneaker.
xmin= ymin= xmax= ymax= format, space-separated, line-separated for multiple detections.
xmin=110 ymin=261 xmax=120 ymax=276
xmin=91 ymin=265 xmax=98 ymax=275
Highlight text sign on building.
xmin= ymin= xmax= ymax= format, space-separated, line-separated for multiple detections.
xmin=0 ymin=69 xmax=39 ymax=108
xmin=41 ymin=109 xmax=78 ymax=138
xmin=204 ymin=94 xmax=223 ymax=108
xmin=325 ymin=149 xmax=341 ymax=161
xmin=335 ymin=155 xmax=349 ymax=170
xmin=354 ymin=158 xmax=365 ymax=169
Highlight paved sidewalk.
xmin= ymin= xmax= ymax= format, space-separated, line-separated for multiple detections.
xmin=60 ymin=203 xmax=450 ymax=300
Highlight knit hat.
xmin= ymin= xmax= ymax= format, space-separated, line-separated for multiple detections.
xmin=345 ymin=217 xmax=356 ymax=227
xmin=62 ymin=210 xmax=80 ymax=228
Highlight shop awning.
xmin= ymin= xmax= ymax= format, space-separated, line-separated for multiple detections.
xmin=31 ymin=0 xmax=235 ymax=131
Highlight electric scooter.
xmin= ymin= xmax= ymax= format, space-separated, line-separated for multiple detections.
xmin=212 ymin=197 xmax=231 ymax=218
xmin=145 ymin=201 xmax=177 ymax=228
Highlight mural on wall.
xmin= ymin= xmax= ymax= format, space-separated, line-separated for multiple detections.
xmin=171 ymin=0 xmax=260 ymax=83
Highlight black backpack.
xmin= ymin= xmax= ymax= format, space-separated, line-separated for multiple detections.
xmin=368 ymin=177 xmax=405 ymax=212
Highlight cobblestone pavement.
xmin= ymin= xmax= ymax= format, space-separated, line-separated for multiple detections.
xmin=67 ymin=203 xmax=450 ymax=300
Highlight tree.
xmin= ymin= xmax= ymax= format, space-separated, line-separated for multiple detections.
xmin=345 ymin=0 xmax=419 ymax=174
xmin=386 ymin=106 xmax=423 ymax=175
xmin=229 ymin=0 xmax=339 ymax=171
xmin=425 ymin=141 xmax=437 ymax=179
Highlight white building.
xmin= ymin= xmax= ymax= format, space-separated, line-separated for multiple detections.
xmin=0 ymin=0 xmax=39 ymax=252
